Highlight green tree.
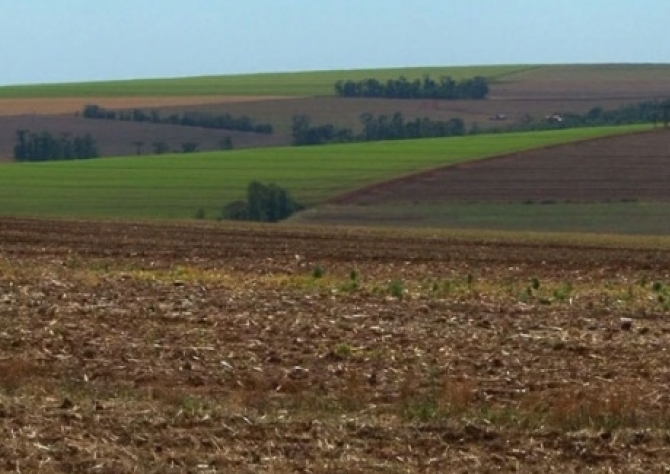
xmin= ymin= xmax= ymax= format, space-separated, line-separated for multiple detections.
xmin=223 ymin=181 xmax=303 ymax=223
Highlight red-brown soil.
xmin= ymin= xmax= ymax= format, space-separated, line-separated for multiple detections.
xmin=333 ymin=129 xmax=670 ymax=205
xmin=2 ymin=217 xmax=670 ymax=471
xmin=2 ymin=67 xmax=669 ymax=159
xmin=0 ymin=115 xmax=287 ymax=157
xmin=0 ymin=96 xmax=293 ymax=117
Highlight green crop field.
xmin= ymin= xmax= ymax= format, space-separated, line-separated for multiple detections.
xmin=0 ymin=65 xmax=533 ymax=98
xmin=0 ymin=125 xmax=647 ymax=220
xmin=2 ymin=63 xmax=667 ymax=99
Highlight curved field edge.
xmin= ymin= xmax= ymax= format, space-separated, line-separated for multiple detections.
xmin=0 ymin=65 xmax=542 ymax=98
xmin=0 ymin=124 xmax=648 ymax=220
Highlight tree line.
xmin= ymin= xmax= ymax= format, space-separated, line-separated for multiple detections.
xmin=82 ymin=104 xmax=273 ymax=134
xmin=484 ymin=99 xmax=670 ymax=134
xmin=291 ymin=113 xmax=466 ymax=146
xmin=334 ymin=75 xmax=490 ymax=100
xmin=14 ymin=130 xmax=99 ymax=161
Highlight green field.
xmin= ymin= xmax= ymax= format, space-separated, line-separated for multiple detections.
xmin=294 ymin=201 xmax=670 ymax=235
xmin=0 ymin=65 xmax=534 ymax=98
xmin=2 ymin=63 xmax=668 ymax=99
xmin=0 ymin=125 xmax=647 ymax=220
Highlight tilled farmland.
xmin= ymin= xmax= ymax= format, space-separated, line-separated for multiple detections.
xmin=333 ymin=129 xmax=670 ymax=205
xmin=2 ymin=218 xmax=670 ymax=472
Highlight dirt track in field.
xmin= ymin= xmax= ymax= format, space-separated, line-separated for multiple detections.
xmin=3 ymin=217 xmax=670 ymax=472
xmin=332 ymin=129 xmax=670 ymax=205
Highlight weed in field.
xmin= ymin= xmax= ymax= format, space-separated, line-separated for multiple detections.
xmin=389 ymin=279 xmax=404 ymax=299
xmin=652 ymin=281 xmax=663 ymax=292
xmin=339 ymin=268 xmax=360 ymax=292
xmin=530 ymin=277 xmax=541 ymax=290
xmin=553 ymin=282 xmax=573 ymax=302
xmin=334 ymin=342 xmax=353 ymax=359
xmin=312 ymin=264 xmax=325 ymax=279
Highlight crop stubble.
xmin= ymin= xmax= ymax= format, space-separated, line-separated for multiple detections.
xmin=1 ymin=218 xmax=670 ymax=472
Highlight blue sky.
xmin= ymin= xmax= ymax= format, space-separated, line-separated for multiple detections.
xmin=1 ymin=0 xmax=669 ymax=86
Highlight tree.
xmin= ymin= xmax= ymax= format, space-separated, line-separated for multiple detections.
xmin=152 ymin=141 xmax=170 ymax=154
xmin=13 ymin=129 xmax=98 ymax=161
xmin=218 ymin=136 xmax=233 ymax=150
xmin=133 ymin=141 xmax=144 ymax=156
xmin=223 ymin=181 xmax=304 ymax=223
xmin=181 ymin=142 xmax=199 ymax=153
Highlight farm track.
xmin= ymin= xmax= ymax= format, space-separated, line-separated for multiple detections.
xmin=2 ymin=218 xmax=670 ymax=472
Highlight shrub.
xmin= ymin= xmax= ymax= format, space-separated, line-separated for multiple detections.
xmin=389 ymin=279 xmax=404 ymax=299
xmin=312 ymin=265 xmax=325 ymax=279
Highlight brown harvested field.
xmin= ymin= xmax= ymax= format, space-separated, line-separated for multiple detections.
xmin=333 ymin=129 xmax=670 ymax=205
xmin=0 ymin=115 xmax=287 ymax=157
xmin=494 ymin=64 xmax=670 ymax=100
xmin=154 ymin=95 xmax=655 ymax=136
xmin=0 ymin=96 xmax=293 ymax=117
xmin=1 ymin=65 xmax=669 ymax=159
xmin=3 ymin=217 xmax=670 ymax=472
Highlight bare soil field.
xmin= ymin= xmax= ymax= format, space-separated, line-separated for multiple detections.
xmin=495 ymin=64 xmax=670 ymax=100
xmin=157 ymin=96 xmax=650 ymax=136
xmin=333 ymin=129 xmax=670 ymax=205
xmin=2 ymin=65 xmax=669 ymax=159
xmin=0 ymin=96 xmax=293 ymax=117
xmin=0 ymin=115 xmax=286 ymax=158
xmin=2 ymin=217 xmax=670 ymax=472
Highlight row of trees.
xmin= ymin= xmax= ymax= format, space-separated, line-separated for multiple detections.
xmin=82 ymin=105 xmax=273 ymax=134
xmin=334 ymin=75 xmax=490 ymax=100
xmin=484 ymin=99 xmax=670 ymax=134
xmin=14 ymin=130 xmax=99 ymax=161
xmin=291 ymin=113 xmax=466 ymax=146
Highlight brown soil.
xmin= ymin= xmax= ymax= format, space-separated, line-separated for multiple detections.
xmin=1 ymin=67 xmax=669 ymax=160
xmin=156 ymin=96 xmax=653 ymax=136
xmin=0 ymin=96 xmax=293 ymax=116
xmin=2 ymin=218 xmax=670 ymax=472
xmin=0 ymin=115 xmax=287 ymax=157
xmin=333 ymin=129 xmax=670 ymax=205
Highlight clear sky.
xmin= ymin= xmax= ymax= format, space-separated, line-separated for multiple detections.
xmin=1 ymin=0 xmax=668 ymax=86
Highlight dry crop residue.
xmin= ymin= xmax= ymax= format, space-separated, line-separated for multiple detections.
xmin=1 ymin=218 xmax=670 ymax=472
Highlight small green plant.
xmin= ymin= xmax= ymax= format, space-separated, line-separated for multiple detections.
xmin=389 ymin=279 xmax=404 ymax=299
xmin=334 ymin=343 xmax=353 ymax=358
xmin=340 ymin=268 xmax=360 ymax=292
xmin=530 ymin=277 xmax=541 ymax=290
xmin=553 ymin=282 xmax=574 ymax=302
xmin=466 ymin=273 xmax=475 ymax=288
xmin=312 ymin=264 xmax=325 ymax=279
xmin=652 ymin=281 xmax=663 ymax=292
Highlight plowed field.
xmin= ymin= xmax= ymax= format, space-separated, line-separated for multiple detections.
xmin=2 ymin=217 xmax=670 ymax=472
xmin=0 ymin=96 xmax=292 ymax=117
xmin=333 ymin=129 xmax=670 ymax=205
